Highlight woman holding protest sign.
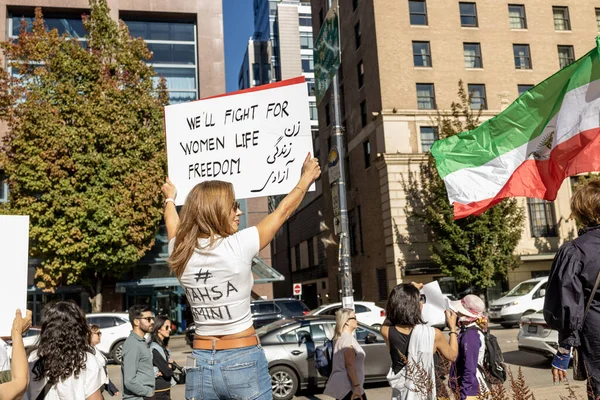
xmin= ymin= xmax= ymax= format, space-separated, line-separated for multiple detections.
xmin=162 ymin=152 xmax=320 ymax=400
xmin=544 ymin=180 xmax=600 ymax=398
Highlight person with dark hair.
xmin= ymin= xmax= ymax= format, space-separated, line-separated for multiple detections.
xmin=382 ymin=283 xmax=458 ymax=399
xmin=122 ymin=304 xmax=155 ymax=400
xmin=150 ymin=315 xmax=173 ymax=400
xmin=544 ymin=180 xmax=600 ymax=398
xmin=0 ymin=309 xmax=32 ymax=400
xmin=161 ymin=153 xmax=320 ymax=400
xmin=23 ymin=301 xmax=103 ymax=400
xmin=89 ymin=325 xmax=119 ymax=397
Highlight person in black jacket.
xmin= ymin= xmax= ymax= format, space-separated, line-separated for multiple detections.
xmin=150 ymin=315 xmax=174 ymax=400
xmin=544 ymin=180 xmax=600 ymax=398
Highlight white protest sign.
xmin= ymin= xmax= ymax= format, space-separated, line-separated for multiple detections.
xmin=0 ymin=215 xmax=29 ymax=336
xmin=421 ymin=281 xmax=450 ymax=328
xmin=165 ymin=77 xmax=315 ymax=204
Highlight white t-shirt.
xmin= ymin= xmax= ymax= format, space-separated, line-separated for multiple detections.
xmin=169 ymin=227 xmax=260 ymax=336
xmin=93 ymin=346 xmax=109 ymax=385
xmin=24 ymin=351 xmax=104 ymax=400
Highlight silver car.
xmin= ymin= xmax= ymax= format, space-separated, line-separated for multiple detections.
xmin=517 ymin=312 xmax=558 ymax=359
xmin=257 ymin=316 xmax=389 ymax=400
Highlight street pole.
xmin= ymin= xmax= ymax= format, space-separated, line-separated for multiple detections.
xmin=327 ymin=0 xmax=354 ymax=311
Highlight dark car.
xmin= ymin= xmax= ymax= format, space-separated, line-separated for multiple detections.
xmin=258 ymin=316 xmax=388 ymax=400
xmin=185 ymin=298 xmax=311 ymax=347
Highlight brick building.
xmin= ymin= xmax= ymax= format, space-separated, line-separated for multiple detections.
xmin=290 ymin=0 xmax=597 ymax=306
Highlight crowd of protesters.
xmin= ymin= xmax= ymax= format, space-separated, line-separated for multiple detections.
xmin=0 ymin=170 xmax=598 ymax=400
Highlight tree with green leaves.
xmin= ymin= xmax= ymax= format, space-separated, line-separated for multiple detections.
xmin=400 ymin=81 xmax=524 ymax=292
xmin=0 ymin=0 xmax=168 ymax=311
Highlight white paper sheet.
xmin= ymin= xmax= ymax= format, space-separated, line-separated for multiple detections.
xmin=421 ymin=281 xmax=449 ymax=327
xmin=0 ymin=215 xmax=29 ymax=336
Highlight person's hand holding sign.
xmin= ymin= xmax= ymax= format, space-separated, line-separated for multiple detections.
xmin=301 ymin=152 xmax=321 ymax=184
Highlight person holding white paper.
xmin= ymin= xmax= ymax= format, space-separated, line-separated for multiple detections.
xmin=382 ymin=284 xmax=458 ymax=400
xmin=161 ymin=152 xmax=320 ymax=400
xmin=0 ymin=309 xmax=32 ymax=400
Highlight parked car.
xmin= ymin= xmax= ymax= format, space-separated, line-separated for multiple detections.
xmin=488 ymin=277 xmax=548 ymax=328
xmin=517 ymin=312 xmax=558 ymax=359
xmin=308 ymin=301 xmax=386 ymax=329
xmin=86 ymin=313 xmax=130 ymax=364
xmin=251 ymin=299 xmax=311 ymax=328
xmin=258 ymin=316 xmax=388 ymax=400
xmin=185 ymin=298 xmax=311 ymax=348
xmin=5 ymin=327 xmax=41 ymax=357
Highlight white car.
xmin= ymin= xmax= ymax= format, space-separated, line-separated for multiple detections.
xmin=5 ymin=327 xmax=41 ymax=358
xmin=488 ymin=277 xmax=548 ymax=328
xmin=517 ymin=312 xmax=558 ymax=359
xmin=86 ymin=313 xmax=131 ymax=364
xmin=308 ymin=301 xmax=386 ymax=328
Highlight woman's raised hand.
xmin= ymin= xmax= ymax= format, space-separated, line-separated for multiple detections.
xmin=301 ymin=152 xmax=321 ymax=183
xmin=162 ymin=177 xmax=177 ymax=200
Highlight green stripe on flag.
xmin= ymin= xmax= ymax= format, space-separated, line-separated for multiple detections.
xmin=432 ymin=47 xmax=600 ymax=179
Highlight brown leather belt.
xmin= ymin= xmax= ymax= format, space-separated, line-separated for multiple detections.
xmin=193 ymin=334 xmax=259 ymax=350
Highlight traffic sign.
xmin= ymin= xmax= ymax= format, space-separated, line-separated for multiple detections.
xmin=328 ymin=146 xmax=340 ymax=184
xmin=293 ymin=283 xmax=302 ymax=296
xmin=314 ymin=0 xmax=340 ymax=103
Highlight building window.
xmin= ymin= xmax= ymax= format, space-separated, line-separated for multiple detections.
xmin=508 ymin=4 xmax=527 ymax=29
xmin=262 ymin=64 xmax=271 ymax=84
xmin=252 ymin=63 xmax=260 ymax=85
xmin=553 ymin=6 xmax=570 ymax=31
xmin=363 ymin=140 xmax=371 ymax=168
xmin=468 ymin=84 xmax=487 ymax=110
xmin=518 ymin=84 xmax=534 ymax=96
xmin=408 ymin=0 xmax=428 ymax=26
xmin=122 ymin=17 xmax=198 ymax=104
xmin=299 ymin=13 xmax=312 ymax=27
xmin=463 ymin=43 xmax=482 ymax=68
xmin=528 ymin=198 xmax=557 ymax=237
xmin=349 ymin=209 xmax=358 ymax=256
xmin=309 ymin=101 xmax=318 ymax=120
xmin=307 ymin=78 xmax=316 ymax=96
xmin=413 ymin=41 xmax=432 ymax=67
xmin=420 ymin=126 xmax=438 ymax=152
xmin=0 ymin=171 xmax=8 ymax=203
xmin=557 ymin=45 xmax=574 ymax=69
xmin=416 ymin=83 xmax=436 ymax=110
xmin=358 ymin=205 xmax=364 ymax=253
xmin=325 ymin=103 xmax=331 ymax=126
xmin=354 ymin=21 xmax=361 ymax=49
xmin=353 ymin=0 xmax=359 ymax=11
xmin=291 ymin=246 xmax=297 ymax=271
xmin=357 ymin=61 xmax=364 ymax=88
xmin=301 ymin=55 xmax=314 ymax=73
xmin=300 ymin=31 xmax=313 ymax=50
xmin=377 ymin=269 xmax=388 ymax=301
xmin=596 ymin=8 xmax=600 ymax=31
xmin=513 ymin=44 xmax=532 ymax=69
xmin=294 ymin=244 xmax=301 ymax=270
xmin=459 ymin=2 xmax=478 ymax=27
xmin=360 ymin=100 xmax=367 ymax=127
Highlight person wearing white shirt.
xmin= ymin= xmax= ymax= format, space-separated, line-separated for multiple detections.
xmin=23 ymin=301 xmax=103 ymax=400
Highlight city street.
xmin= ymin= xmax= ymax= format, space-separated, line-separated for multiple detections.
xmin=107 ymin=325 xmax=588 ymax=400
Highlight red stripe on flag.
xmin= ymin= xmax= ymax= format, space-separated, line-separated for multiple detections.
xmin=453 ymin=127 xmax=600 ymax=219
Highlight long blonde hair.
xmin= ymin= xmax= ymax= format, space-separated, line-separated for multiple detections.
xmin=169 ymin=180 xmax=237 ymax=277
xmin=333 ymin=308 xmax=355 ymax=340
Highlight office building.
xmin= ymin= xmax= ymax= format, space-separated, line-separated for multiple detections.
xmin=299 ymin=0 xmax=596 ymax=305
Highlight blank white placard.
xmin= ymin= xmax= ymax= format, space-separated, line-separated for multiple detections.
xmin=0 ymin=215 xmax=29 ymax=336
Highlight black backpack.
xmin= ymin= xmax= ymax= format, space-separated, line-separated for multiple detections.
xmin=479 ymin=331 xmax=507 ymax=385
xmin=314 ymin=339 xmax=333 ymax=377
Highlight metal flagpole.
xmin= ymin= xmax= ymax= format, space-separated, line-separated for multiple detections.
xmin=327 ymin=0 xmax=354 ymax=311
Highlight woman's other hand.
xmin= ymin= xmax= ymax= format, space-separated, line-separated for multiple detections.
xmin=445 ymin=310 xmax=458 ymax=331
xmin=301 ymin=153 xmax=321 ymax=183
xmin=12 ymin=309 xmax=31 ymax=334
xmin=162 ymin=177 xmax=177 ymax=200
xmin=411 ymin=281 xmax=424 ymax=290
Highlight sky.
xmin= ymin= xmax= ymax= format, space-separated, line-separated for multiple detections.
xmin=223 ymin=0 xmax=255 ymax=93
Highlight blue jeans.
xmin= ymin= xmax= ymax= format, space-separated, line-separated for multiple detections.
xmin=185 ymin=345 xmax=272 ymax=400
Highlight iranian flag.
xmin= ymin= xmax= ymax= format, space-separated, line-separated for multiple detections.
xmin=432 ymin=41 xmax=600 ymax=219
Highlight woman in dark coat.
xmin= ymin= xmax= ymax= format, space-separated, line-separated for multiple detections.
xmin=544 ymin=180 xmax=600 ymax=398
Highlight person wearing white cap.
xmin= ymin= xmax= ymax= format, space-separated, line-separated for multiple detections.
xmin=448 ymin=294 xmax=488 ymax=400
